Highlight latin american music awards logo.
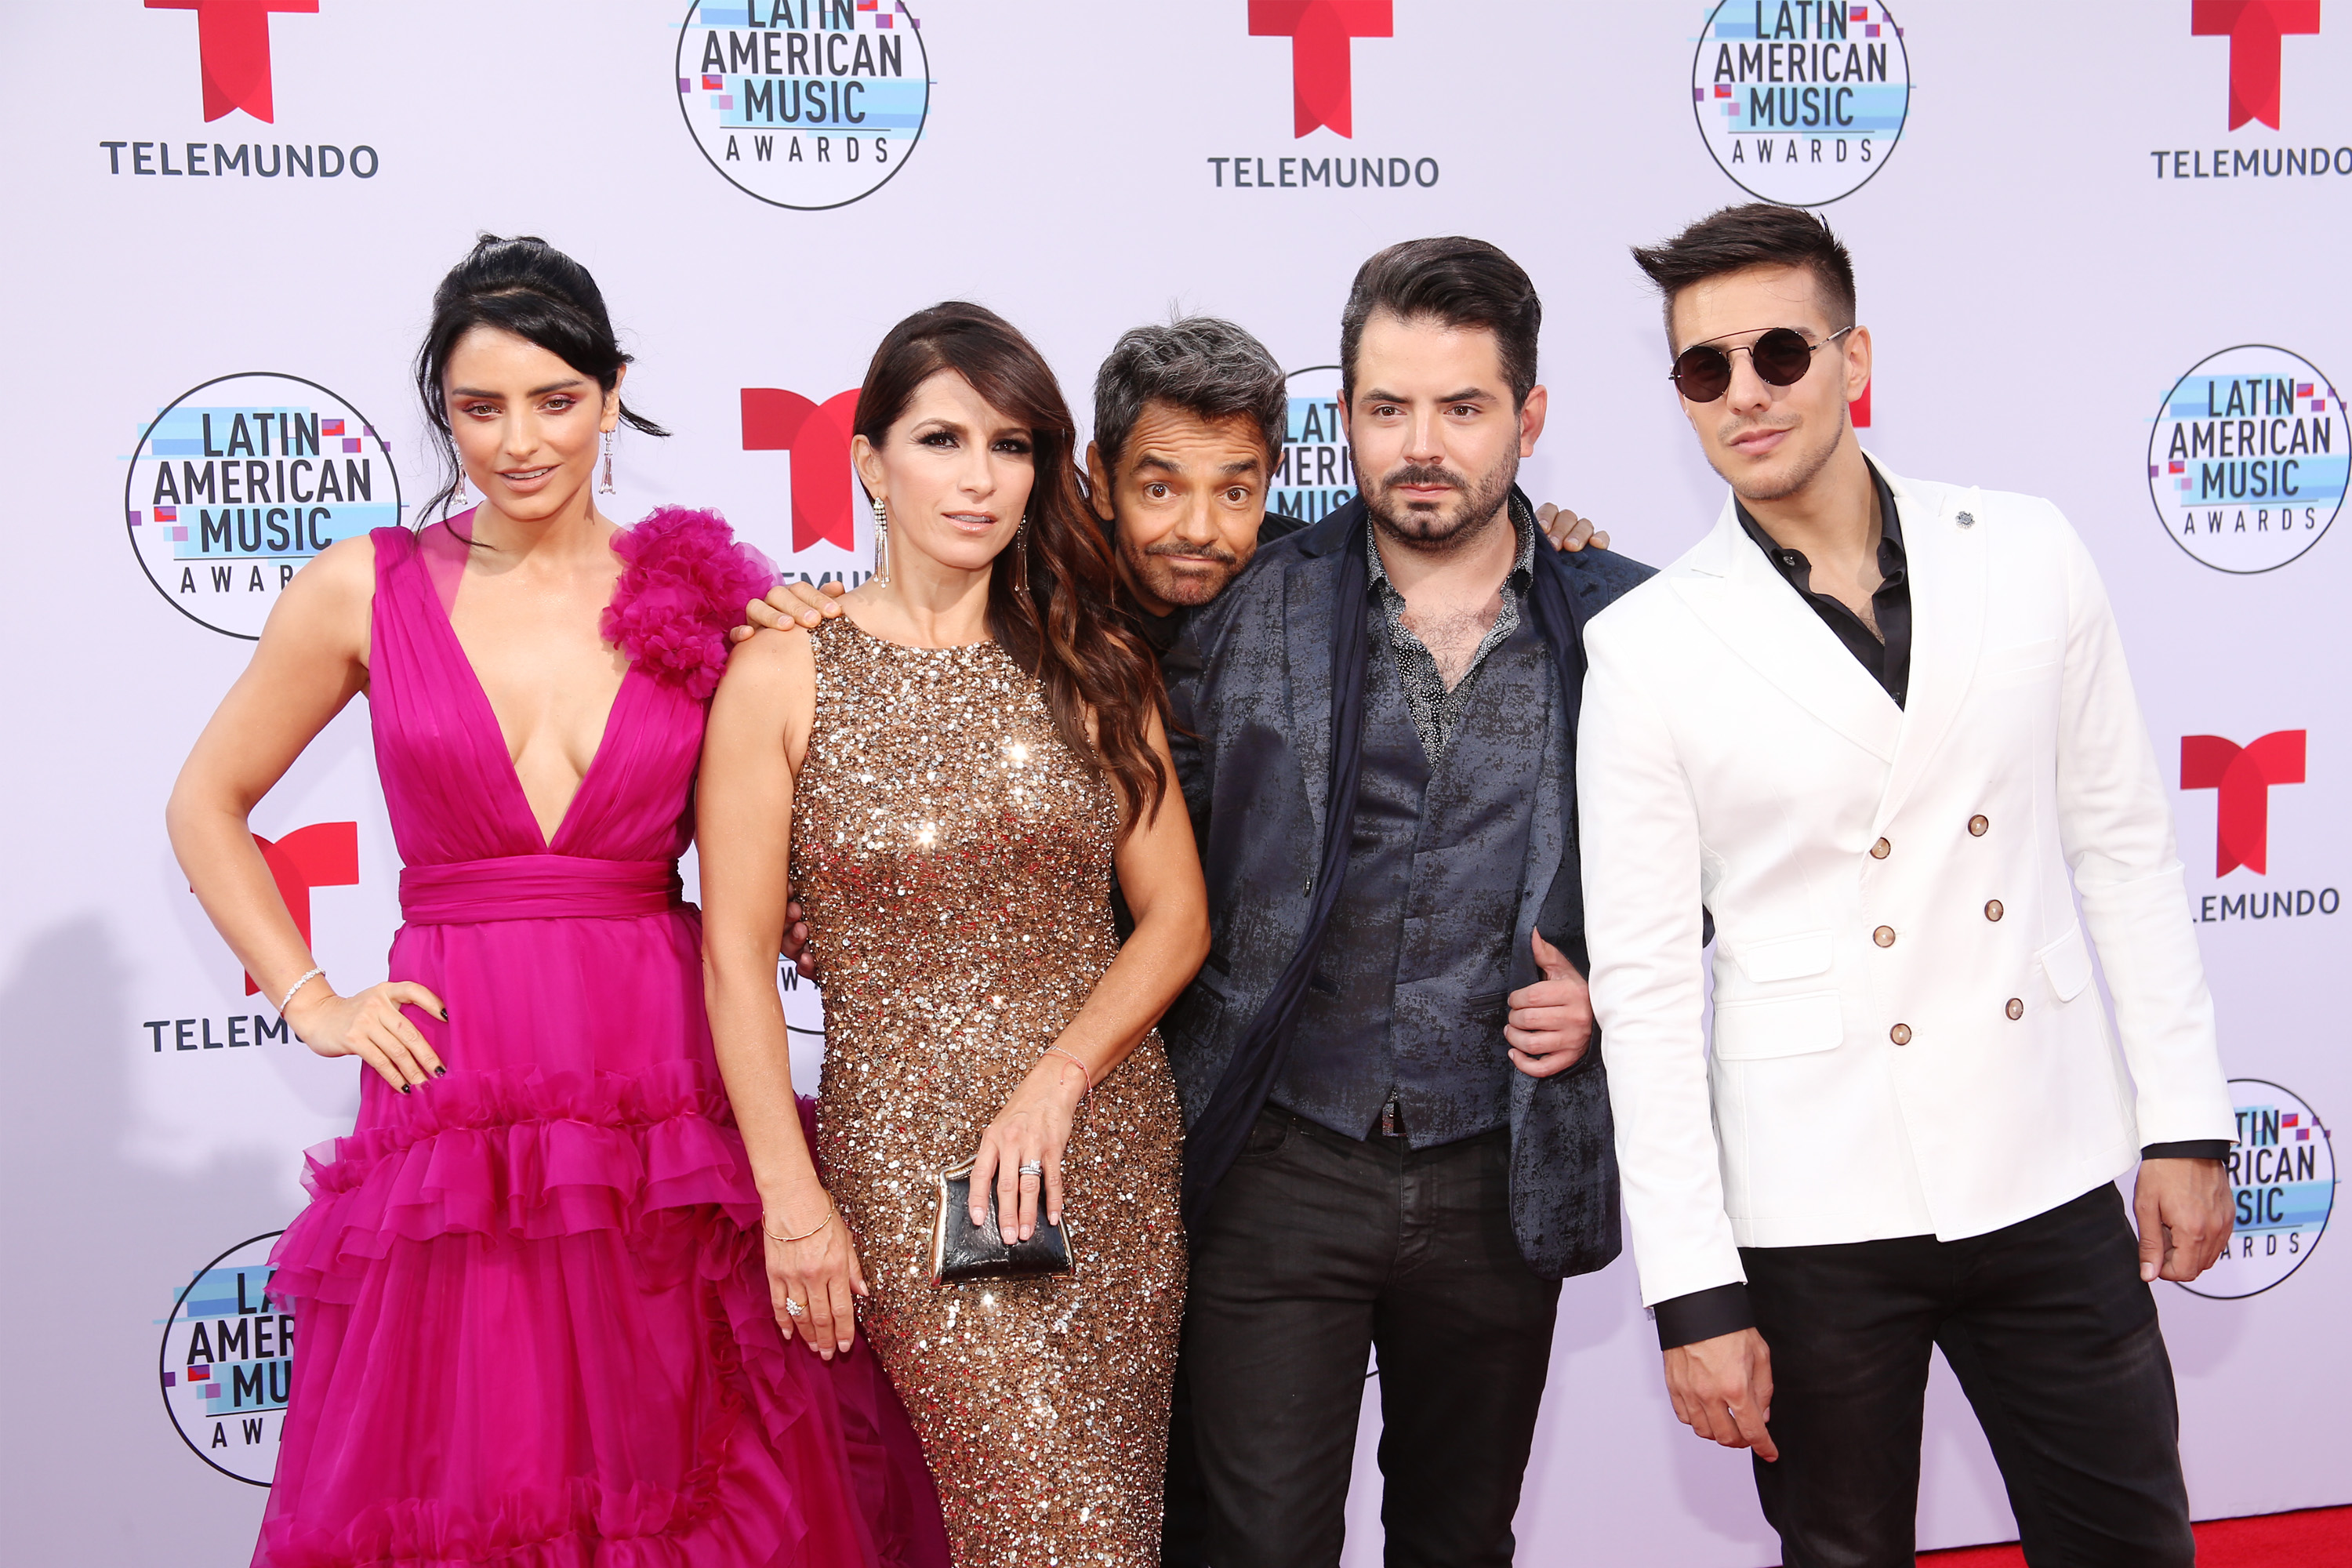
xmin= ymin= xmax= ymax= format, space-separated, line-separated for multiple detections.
xmin=159 ymin=1232 xmax=292 ymax=1484
xmin=2180 ymin=1080 xmax=2333 ymax=1300
xmin=126 ymin=373 xmax=402 ymax=639
xmin=1272 ymin=366 xmax=1356 ymax=525
xmin=675 ymin=0 xmax=930 ymax=211
xmin=2148 ymin=346 xmax=2343 ymax=574
xmin=1690 ymin=2 xmax=1911 ymax=205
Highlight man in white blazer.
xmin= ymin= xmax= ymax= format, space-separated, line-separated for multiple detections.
xmin=1579 ymin=203 xmax=2237 ymax=1567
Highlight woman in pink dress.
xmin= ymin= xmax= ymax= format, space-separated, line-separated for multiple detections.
xmin=168 ymin=234 xmax=948 ymax=1568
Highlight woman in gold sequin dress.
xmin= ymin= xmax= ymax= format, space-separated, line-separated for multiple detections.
xmin=699 ymin=303 xmax=1208 ymax=1567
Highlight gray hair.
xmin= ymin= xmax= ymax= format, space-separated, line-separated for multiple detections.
xmin=1091 ymin=317 xmax=1289 ymax=477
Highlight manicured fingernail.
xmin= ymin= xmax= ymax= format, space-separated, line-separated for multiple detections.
xmin=434 ymin=1066 xmax=448 ymax=1077
xmin=400 ymin=1083 xmax=413 ymax=1094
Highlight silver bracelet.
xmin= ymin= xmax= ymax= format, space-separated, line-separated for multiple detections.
xmin=278 ymin=967 xmax=325 ymax=1017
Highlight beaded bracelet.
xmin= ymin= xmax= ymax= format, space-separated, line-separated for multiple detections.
xmin=278 ymin=967 xmax=325 ymax=1017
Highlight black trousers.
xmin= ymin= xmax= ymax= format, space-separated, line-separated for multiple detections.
xmin=1171 ymin=1108 xmax=1561 ymax=1568
xmin=1745 ymin=1185 xmax=2195 ymax=1568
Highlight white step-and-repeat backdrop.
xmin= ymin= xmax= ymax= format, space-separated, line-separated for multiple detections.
xmin=0 ymin=3 xmax=2341 ymax=1562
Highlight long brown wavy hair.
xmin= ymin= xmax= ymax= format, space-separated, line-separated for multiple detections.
xmin=854 ymin=302 xmax=1170 ymax=837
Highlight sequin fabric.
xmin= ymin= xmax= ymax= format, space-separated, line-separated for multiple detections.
xmin=794 ymin=616 xmax=1188 ymax=1568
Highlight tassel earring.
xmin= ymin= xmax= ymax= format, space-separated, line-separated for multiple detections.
xmin=600 ymin=430 xmax=615 ymax=495
xmin=872 ymin=495 xmax=890 ymax=584
xmin=1014 ymin=514 xmax=1033 ymax=606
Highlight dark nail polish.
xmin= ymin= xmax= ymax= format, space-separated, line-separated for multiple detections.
xmin=434 ymin=1066 xmax=448 ymax=1077
xmin=400 ymin=1083 xmax=413 ymax=1094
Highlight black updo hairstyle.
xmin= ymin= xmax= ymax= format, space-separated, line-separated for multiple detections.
xmin=412 ymin=234 xmax=669 ymax=525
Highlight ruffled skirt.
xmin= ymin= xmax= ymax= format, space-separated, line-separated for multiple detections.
xmin=253 ymin=922 xmax=945 ymax=1568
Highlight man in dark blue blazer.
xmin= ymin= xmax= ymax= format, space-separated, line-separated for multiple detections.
xmin=1160 ymin=238 xmax=1652 ymax=1567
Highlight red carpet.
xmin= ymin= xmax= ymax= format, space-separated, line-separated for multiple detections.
xmin=1915 ymin=1504 xmax=2352 ymax=1566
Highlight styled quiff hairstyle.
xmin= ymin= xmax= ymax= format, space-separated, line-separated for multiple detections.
xmin=1339 ymin=237 xmax=1542 ymax=408
xmin=1092 ymin=317 xmax=1288 ymax=476
xmin=853 ymin=302 xmax=1170 ymax=837
xmin=1630 ymin=203 xmax=1857 ymax=348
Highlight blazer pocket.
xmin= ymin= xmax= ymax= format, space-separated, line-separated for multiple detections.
xmin=1467 ymin=988 xmax=1510 ymax=1026
xmin=1712 ymin=991 xmax=1843 ymax=1062
xmin=1732 ymin=931 xmax=1835 ymax=984
xmin=1160 ymin=979 xmax=1227 ymax=1054
xmin=2036 ymin=924 xmax=2092 ymax=1003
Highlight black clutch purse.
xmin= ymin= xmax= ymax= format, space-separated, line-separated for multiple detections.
xmin=930 ymin=1157 xmax=1075 ymax=1284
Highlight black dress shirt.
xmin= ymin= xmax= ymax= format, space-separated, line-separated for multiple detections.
xmin=1734 ymin=458 xmax=1911 ymax=707
xmin=1366 ymin=499 xmax=1538 ymax=762
xmin=1651 ymin=466 xmax=2228 ymax=1352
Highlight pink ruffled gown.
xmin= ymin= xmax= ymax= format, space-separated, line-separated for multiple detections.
xmin=255 ymin=510 xmax=949 ymax=1568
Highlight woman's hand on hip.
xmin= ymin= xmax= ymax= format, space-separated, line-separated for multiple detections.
xmin=764 ymin=1199 xmax=866 ymax=1359
xmin=285 ymin=981 xmax=448 ymax=1091
xmin=971 ymin=1057 xmax=1087 ymax=1243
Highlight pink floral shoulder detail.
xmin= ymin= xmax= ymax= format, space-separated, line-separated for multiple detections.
xmin=601 ymin=506 xmax=778 ymax=701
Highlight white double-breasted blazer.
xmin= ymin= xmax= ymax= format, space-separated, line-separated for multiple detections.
xmin=1578 ymin=458 xmax=2235 ymax=1309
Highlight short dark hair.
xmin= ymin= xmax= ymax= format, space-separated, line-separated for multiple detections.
xmin=1339 ymin=237 xmax=1541 ymax=408
xmin=1092 ymin=317 xmax=1288 ymax=475
xmin=1630 ymin=203 xmax=1857 ymax=347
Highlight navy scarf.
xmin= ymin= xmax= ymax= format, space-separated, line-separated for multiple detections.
xmin=1178 ymin=499 xmax=1588 ymax=1228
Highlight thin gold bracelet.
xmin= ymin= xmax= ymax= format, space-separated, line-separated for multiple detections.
xmin=762 ymin=1204 xmax=836 ymax=1244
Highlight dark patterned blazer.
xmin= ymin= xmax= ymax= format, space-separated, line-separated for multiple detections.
xmin=1161 ymin=492 xmax=1653 ymax=1279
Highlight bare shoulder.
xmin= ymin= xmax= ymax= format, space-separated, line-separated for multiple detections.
xmin=250 ymin=531 xmax=378 ymax=661
xmin=727 ymin=622 xmax=814 ymax=676
xmin=289 ymin=531 xmax=378 ymax=604
xmin=713 ymin=622 xmax=817 ymax=713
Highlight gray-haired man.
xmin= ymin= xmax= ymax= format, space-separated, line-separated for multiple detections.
xmin=737 ymin=314 xmax=1610 ymax=1563
xmin=744 ymin=316 xmax=1606 ymax=652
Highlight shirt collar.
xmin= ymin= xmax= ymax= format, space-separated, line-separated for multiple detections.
xmin=1366 ymin=488 xmax=1538 ymax=597
xmin=1734 ymin=456 xmax=1904 ymax=566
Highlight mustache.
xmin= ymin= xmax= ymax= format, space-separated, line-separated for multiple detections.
xmin=1379 ymin=463 xmax=1465 ymax=493
xmin=1142 ymin=537 xmax=1239 ymax=565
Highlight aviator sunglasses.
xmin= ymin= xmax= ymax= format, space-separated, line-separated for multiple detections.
xmin=1669 ymin=325 xmax=1855 ymax=403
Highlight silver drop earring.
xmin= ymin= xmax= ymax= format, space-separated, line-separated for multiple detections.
xmin=871 ymin=495 xmax=890 ymax=584
xmin=600 ymin=430 xmax=615 ymax=495
xmin=449 ymin=441 xmax=468 ymax=509
xmin=1014 ymin=514 xmax=1033 ymax=605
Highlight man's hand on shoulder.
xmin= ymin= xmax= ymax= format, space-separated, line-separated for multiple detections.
xmin=1535 ymin=503 xmax=1609 ymax=554
xmin=2132 ymin=1156 xmax=2232 ymax=1283
xmin=731 ymin=579 xmax=846 ymax=644
xmin=1663 ymin=1327 xmax=1778 ymax=1462
xmin=1504 ymin=931 xmax=1593 ymax=1078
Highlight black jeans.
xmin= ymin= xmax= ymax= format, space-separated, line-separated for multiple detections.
xmin=1174 ymin=1108 xmax=1561 ymax=1568
xmin=1744 ymin=1184 xmax=2194 ymax=1568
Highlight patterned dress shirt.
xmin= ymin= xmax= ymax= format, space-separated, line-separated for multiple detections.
xmin=1365 ymin=497 xmax=1539 ymax=763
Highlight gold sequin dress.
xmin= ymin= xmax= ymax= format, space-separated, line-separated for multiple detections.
xmin=793 ymin=616 xmax=1188 ymax=1568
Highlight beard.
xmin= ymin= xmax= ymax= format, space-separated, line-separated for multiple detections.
xmin=1121 ymin=531 xmax=1243 ymax=608
xmin=1364 ymin=448 xmax=1519 ymax=557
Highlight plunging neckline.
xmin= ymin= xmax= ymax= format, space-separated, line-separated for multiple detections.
xmin=411 ymin=530 xmax=639 ymax=855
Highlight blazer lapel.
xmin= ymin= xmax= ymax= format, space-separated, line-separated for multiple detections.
xmin=1668 ymin=499 xmax=1904 ymax=764
xmin=1872 ymin=468 xmax=1987 ymax=831
xmin=1283 ymin=521 xmax=1346 ymax=848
